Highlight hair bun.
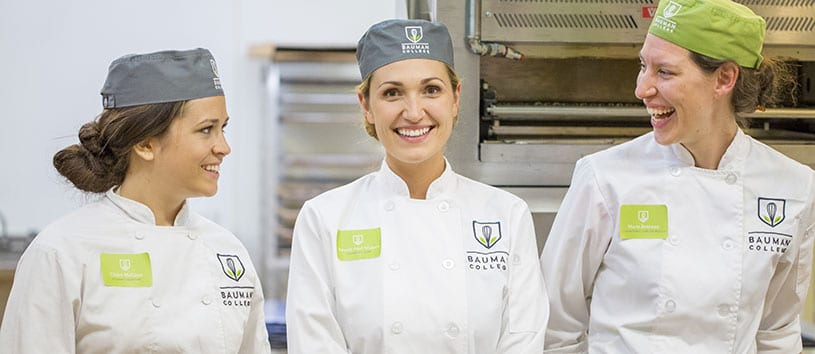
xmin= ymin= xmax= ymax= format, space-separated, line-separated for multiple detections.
xmin=78 ymin=122 xmax=104 ymax=156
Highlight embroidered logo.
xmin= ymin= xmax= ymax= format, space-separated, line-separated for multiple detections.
xmin=758 ymin=197 xmax=786 ymax=227
xmin=217 ymin=254 xmax=245 ymax=282
xmin=402 ymin=26 xmax=430 ymax=54
xmin=663 ymin=1 xmax=682 ymax=18
xmin=210 ymin=58 xmax=222 ymax=90
xmin=473 ymin=221 xmax=502 ymax=249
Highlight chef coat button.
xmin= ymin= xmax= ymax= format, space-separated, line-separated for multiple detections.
xmin=717 ymin=304 xmax=731 ymax=317
xmin=725 ymin=172 xmax=738 ymax=184
xmin=446 ymin=323 xmax=460 ymax=337
xmin=664 ymin=299 xmax=676 ymax=313
xmin=187 ymin=233 xmax=198 ymax=240
xmin=134 ymin=234 xmax=145 ymax=240
xmin=389 ymin=262 xmax=400 ymax=271
xmin=442 ymin=259 xmax=455 ymax=270
xmin=390 ymin=322 xmax=403 ymax=334
xmin=512 ymin=254 xmax=522 ymax=264
xmin=151 ymin=298 xmax=161 ymax=308
xmin=437 ymin=201 xmax=450 ymax=212
xmin=668 ymin=235 xmax=680 ymax=246
xmin=669 ymin=166 xmax=681 ymax=177
xmin=722 ymin=239 xmax=734 ymax=250
xmin=384 ymin=201 xmax=395 ymax=211
xmin=202 ymin=296 xmax=212 ymax=305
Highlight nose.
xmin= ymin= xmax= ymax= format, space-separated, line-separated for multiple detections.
xmin=634 ymin=71 xmax=657 ymax=100
xmin=402 ymin=95 xmax=424 ymax=122
xmin=213 ymin=132 xmax=231 ymax=157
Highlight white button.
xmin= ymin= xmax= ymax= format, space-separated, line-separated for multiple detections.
xmin=446 ymin=323 xmax=460 ymax=337
xmin=391 ymin=322 xmax=403 ymax=334
xmin=664 ymin=299 xmax=676 ymax=313
xmin=437 ymin=201 xmax=450 ymax=212
xmin=512 ymin=254 xmax=522 ymax=264
xmin=134 ymin=234 xmax=145 ymax=240
xmin=669 ymin=235 xmax=680 ymax=246
xmin=384 ymin=201 xmax=395 ymax=211
xmin=202 ymin=296 xmax=211 ymax=305
xmin=151 ymin=298 xmax=161 ymax=308
xmin=717 ymin=304 xmax=730 ymax=317
xmin=389 ymin=262 xmax=400 ymax=271
xmin=722 ymin=239 xmax=734 ymax=250
xmin=725 ymin=172 xmax=738 ymax=184
xmin=669 ymin=166 xmax=681 ymax=177
xmin=442 ymin=259 xmax=455 ymax=270
xmin=187 ymin=233 xmax=198 ymax=240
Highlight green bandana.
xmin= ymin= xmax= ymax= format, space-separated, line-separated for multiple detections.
xmin=648 ymin=0 xmax=765 ymax=69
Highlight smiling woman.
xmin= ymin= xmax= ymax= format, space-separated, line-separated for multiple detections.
xmin=285 ymin=19 xmax=549 ymax=354
xmin=0 ymin=48 xmax=271 ymax=353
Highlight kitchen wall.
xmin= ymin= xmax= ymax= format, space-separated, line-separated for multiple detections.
xmin=0 ymin=0 xmax=400 ymax=265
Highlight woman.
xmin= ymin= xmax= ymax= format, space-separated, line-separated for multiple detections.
xmin=0 ymin=48 xmax=271 ymax=353
xmin=541 ymin=0 xmax=815 ymax=352
xmin=286 ymin=19 xmax=548 ymax=353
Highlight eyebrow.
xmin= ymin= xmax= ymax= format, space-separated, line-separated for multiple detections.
xmin=377 ymin=77 xmax=445 ymax=88
xmin=196 ymin=116 xmax=230 ymax=126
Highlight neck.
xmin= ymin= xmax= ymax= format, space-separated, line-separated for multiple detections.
xmin=386 ymin=154 xmax=446 ymax=200
xmin=681 ymin=113 xmax=739 ymax=170
xmin=118 ymin=172 xmax=184 ymax=226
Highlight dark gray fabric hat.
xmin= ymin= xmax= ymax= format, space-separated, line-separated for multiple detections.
xmin=100 ymin=48 xmax=223 ymax=108
xmin=356 ymin=19 xmax=454 ymax=80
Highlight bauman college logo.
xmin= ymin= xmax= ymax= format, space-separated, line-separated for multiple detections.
xmin=473 ymin=221 xmax=502 ymax=249
xmin=217 ymin=254 xmax=245 ymax=282
xmin=758 ymin=197 xmax=786 ymax=227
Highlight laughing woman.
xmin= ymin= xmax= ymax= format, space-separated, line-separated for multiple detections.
xmin=540 ymin=0 xmax=815 ymax=352
xmin=285 ymin=19 xmax=549 ymax=354
xmin=0 ymin=49 xmax=271 ymax=353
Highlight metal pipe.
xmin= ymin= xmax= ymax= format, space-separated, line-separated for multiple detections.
xmin=465 ymin=0 xmax=524 ymax=60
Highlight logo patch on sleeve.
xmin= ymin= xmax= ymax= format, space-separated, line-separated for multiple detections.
xmin=100 ymin=253 xmax=152 ymax=287
xmin=620 ymin=204 xmax=668 ymax=239
xmin=337 ymin=228 xmax=381 ymax=261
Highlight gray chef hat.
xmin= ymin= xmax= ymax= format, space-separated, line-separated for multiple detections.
xmin=356 ymin=19 xmax=454 ymax=80
xmin=100 ymin=48 xmax=223 ymax=108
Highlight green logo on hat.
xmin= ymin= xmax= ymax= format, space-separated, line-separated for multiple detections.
xmin=405 ymin=26 xmax=423 ymax=43
xmin=663 ymin=1 xmax=682 ymax=18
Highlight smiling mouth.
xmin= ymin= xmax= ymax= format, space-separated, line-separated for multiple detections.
xmin=203 ymin=164 xmax=220 ymax=174
xmin=396 ymin=127 xmax=432 ymax=137
xmin=647 ymin=107 xmax=676 ymax=122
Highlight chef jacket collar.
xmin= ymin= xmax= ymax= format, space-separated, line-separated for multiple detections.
xmin=668 ymin=129 xmax=749 ymax=170
xmin=106 ymin=188 xmax=192 ymax=226
xmin=379 ymin=158 xmax=457 ymax=199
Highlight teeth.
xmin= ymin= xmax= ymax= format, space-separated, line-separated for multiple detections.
xmin=203 ymin=165 xmax=220 ymax=172
xmin=646 ymin=107 xmax=676 ymax=116
xmin=397 ymin=127 xmax=430 ymax=137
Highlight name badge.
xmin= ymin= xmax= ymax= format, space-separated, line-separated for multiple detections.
xmin=337 ymin=228 xmax=381 ymax=261
xmin=620 ymin=204 xmax=668 ymax=239
xmin=100 ymin=253 xmax=153 ymax=287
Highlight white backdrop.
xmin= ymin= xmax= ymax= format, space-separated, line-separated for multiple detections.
xmin=0 ymin=0 xmax=400 ymax=266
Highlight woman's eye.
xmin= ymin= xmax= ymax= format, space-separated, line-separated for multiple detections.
xmin=426 ymin=86 xmax=441 ymax=94
xmin=201 ymin=126 xmax=212 ymax=134
xmin=383 ymin=88 xmax=399 ymax=97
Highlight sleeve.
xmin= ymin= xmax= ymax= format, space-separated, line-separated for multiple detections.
xmin=755 ymin=184 xmax=815 ymax=354
xmin=285 ymin=200 xmax=350 ymax=354
xmin=239 ymin=262 xmax=273 ymax=354
xmin=496 ymin=199 xmax=549 ymax=353
xmin=539 ymin=157 xmax=614 ymax=353
xmin=0 ymin=241 xmax=78 ymax=353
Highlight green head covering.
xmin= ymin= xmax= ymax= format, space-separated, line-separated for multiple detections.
xmin=648 ymin=0 xmax=766 ymax=69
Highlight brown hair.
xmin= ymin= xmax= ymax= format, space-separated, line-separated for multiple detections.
xmin=356 ymin=64 xmax=461 ymax=139
xmin=53 ymin=102 xmax=185 ymax=193
xmin=690 ymin=52 xmax=797 ymax=124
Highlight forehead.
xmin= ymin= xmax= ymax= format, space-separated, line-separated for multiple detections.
xmin=370 ymin=59 xmax=449 ymax=84
xmin=640 ymin=34 xmax=692 ymax=65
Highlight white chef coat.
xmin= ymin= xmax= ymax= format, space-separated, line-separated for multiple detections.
xmin=0 ymin=189 xmax=271 ymax=354
xmin=286 ymin=160 xmax=548 ymax=354
xmin=541 ymin=130 xmax=815 ymax=353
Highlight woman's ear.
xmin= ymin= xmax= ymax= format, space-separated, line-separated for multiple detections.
xmin=714 ymin=62 xmax=739 ymax=99
xmin=131 ymin=138 xmax=156 ymax=161
xmin=358 ymin=92 xmax=374 ymax=125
